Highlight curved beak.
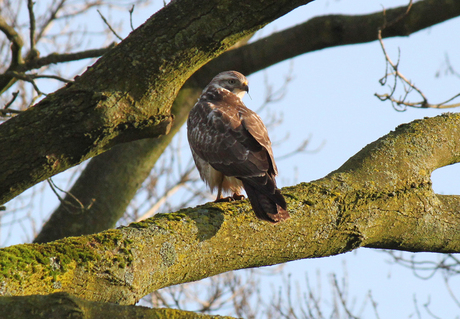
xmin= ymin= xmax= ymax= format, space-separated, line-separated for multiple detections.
xmin=242 ymin=82 xmax=249 ymax=94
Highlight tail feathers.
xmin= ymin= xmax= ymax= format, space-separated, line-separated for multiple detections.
xmin=243 ymin=181 xmax=290 ymax=223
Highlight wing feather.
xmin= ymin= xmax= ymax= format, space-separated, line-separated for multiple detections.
xmin=188 ymin=95 xmax=274 ymax=180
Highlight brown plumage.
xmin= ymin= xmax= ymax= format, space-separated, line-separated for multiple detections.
xmin=187 ymin=71 xmax=289 ymax=223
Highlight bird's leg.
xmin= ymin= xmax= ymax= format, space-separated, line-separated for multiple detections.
xmin=215 ymin=184 xmax=224 ymax=201
xmin=214 ymin=182 xmax=235 ymax=202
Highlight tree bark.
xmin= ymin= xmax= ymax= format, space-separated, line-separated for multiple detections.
xmin=33 ymin=0 xmax=460 ymax=242
xmin=0 ymin=0 xmax=313 ymax=206
xmin=2 ymin=114 xmax=460 ymax=304
xmin=0 ymin=292 xmax=236 ymax=319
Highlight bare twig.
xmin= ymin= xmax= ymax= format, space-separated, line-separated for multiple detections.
xmin=385 ymin=251 xmax=460 ymax=283
xmin=257 ymin=62 xmax=294 ymax=113
xmin=129 ymin=5 xmax=135 ymax=31
xmin=47 ymin=178 xmax=95 ymax=214
xmin=97 ymin=10 xmax=123 ymax=41
xmin=20 ymin=44 xmax=116 ymax=72
xmin=5 ymin=71 xmax=70 ymax=83
xmin=27 ymin=0 xmax=38 ymax=59
xmin=412 ymin=294 xmax=422 ymax=319
xmin=436 ymin=53 xmax=460 ymax=79
xmin=4 ymin=71 xmax=45 ymax=96
xmin=331 ymin=274 xmax=359 ymax=319
xmin=442 ymin=274 xmax=460 ymax=308
xmin=380 ymin=0 xmax=413 ymax=30
xmin=368 ymin=291 xmax=381 ymax=319
xmin=375 ymin=1 xmax=460 ymax=110
xmin=423 ymin=297 xmax=443 ymax=319
xmin=3 ymin=91 xmax=20 ymax=109
xmin=136 ymin=165 xmax=195 ymax=221
xmin=34 ymin=0 xmax=66 ymax=44
xmin=277 ymin=135 xmax=325 ymax=161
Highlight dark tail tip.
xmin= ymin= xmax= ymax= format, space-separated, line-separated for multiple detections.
xmin=243 ymin=182 xmax=290 ymax=223
xmin=267 ymin=205 xmax=290 ymax=224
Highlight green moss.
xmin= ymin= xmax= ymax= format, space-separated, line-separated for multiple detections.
xmin=92 ymin=230 xmax=124 ymax=246
xmin=283 ymin=192 xmax=299 ymax=200
xmin=129 ymin=221 xmax=150 ymax=229
xmin=164 ymin=212 xmax=187 ymax=221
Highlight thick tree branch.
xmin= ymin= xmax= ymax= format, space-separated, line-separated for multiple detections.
xmin=0 ymin=292 xmax=236 ymax=319
xmin=0 ymin=45 xmax=117 ymax=95
xmin=0 ymin=0 xmax=313 ymax=206
xmin=33 ymin=0 xmax=460 ymax=242
xmin=2 ymin=114 xmax=460 ymax=303
xmin=21 ymin=44 xmax=118 ymax=72
xmin=210 ymin=0 xmax=460 ymax=76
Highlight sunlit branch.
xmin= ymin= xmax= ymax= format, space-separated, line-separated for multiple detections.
xmin=0 ymin=16 xmax=24 ymax=66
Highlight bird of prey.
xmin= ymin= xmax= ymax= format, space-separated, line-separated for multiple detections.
xmin=187 ymin=71 xmax=290 ymax=223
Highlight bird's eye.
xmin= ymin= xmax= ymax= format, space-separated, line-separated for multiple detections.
xmin=228 ymin=79 xmax=236 ymax=84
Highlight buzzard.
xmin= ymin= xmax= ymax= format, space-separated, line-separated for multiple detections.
xmin=187 ymin=71 xmax=290 ymax=223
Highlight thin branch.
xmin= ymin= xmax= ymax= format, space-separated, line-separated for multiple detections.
xmin=97 ymin=10 xmax=123 ymax=41
xmin=3 ymin=91 xmax=19 ymax=109
xmin=34 ymin=0 xmax=67 ymax=44
xmin=380 ymin=0 xmax=413 ymax=30
xmin=4 ymin=71 xmax=70 ymax=83
xmin=3 ymin=71 xmax=45 ymax=96
xmin=0 ymin=109 xmax=22 ymax=116
xmin=331 ymin=274 xmax=359 ymax=319
xmin=27 ymin=0 xmax=38 ymax=59
xmin=423 ymin=297 xmax=443 ymax=319
xmin=412 ymin=294 xmax=422 ymax=319
xmin=21 ymin=43 xmax=116 ymax=71
xmin=136 ymin=165 xmax=195 ymax=221
xmin=47 ymin=178 xmax=95 ymax=214
xmin=129 ymin=5 xmax=135 ymax=31
xmin=443 ymin=275 xmax=460 ymax=308
xmin=29 ymin=73 xmax=70 ymax=83
xmin=0 ymin=16 xmax=24 ymax=66
xmin=368 ymin=291 xmax=381 ymax=319
xmin=443 ymin=53 xmax=460 ymax=79
xmin=375 ymin=0 xmax=460 ymax=110
xmin=277 ymin=135 xmax=325 ymax=161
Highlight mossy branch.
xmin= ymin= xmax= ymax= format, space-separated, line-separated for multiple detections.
xmin=0 ymin=292 xmax=236 ymax=319
xmin=2 ymin=114 xmax=460 ymax=304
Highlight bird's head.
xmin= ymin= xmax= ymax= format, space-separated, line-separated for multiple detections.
xmin=207 ymin=71 xmax=249 ymax=100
